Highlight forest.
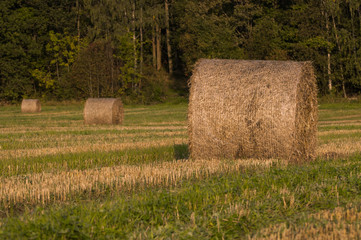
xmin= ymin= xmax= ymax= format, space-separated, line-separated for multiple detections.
xmin=1 ymin=0 xmax=361 ymax=103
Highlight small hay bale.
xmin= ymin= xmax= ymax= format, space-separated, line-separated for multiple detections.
xmin=21 ymin=99 xmax=41 ymax=113
xmin=188 ymin=59 xmax=318 ymax=162
xmin=84 ymin=98 xmax=124 ymax=125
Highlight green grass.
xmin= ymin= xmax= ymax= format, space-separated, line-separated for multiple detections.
xmin=0 ymin=103 xmax=187 ymax=127
xmin=1 ymin=156 xmax=361 ymax=239
xmin=318 ymin=102 xmax=361 ymax=121
xmin=0 ymin=131 xmax=186 ymax=150
xmin=0 ymin=103 xmax=188 ymax=178
xmin=318 ymin=101 xmax=361 ymax=110
xmin=0 ymin=146 xmax=184 ymax=177
xmin=318 ymin=125 xmax=361 ymax=131
xmin=319 ymin=132 xmax=361 ymax=143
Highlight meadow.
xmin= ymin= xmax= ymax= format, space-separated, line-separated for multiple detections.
xmin=1 ymin=101 xmax=361 ymax=239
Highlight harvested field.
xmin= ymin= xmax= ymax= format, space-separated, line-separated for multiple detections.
xmin=1 ymin=101 xmax=361 ymax=238
xmin=0 ymin=158 xmax=278 ymax=208
xmin=0 ymin=137 xmax=187 ymax=160
xmin=249 ymin=205 xmax=361 ymax=240
xmin=317 ymin=139 xmax=361 ymax=156
xmin=319 ymin=119 xmax=361 ymax=125
xmin=318 ymin=129 xmax=361 ymax=136
xmin=0 ymin=125 xmax=187 ymax=134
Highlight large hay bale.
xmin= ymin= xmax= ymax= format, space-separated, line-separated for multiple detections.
xmin=84 ymin=98 xmax=124 ymax=125
xmin=21 ymin=99 xmax=41 ymax=113
xmin=188 ymin=59 xmax=318 ymax=162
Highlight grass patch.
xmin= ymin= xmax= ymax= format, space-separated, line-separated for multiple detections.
xmin=319 ymin=132 xmax=361 ymax=143
xmin=1 ymin=156 xmax=361 ymax=238
xmin=0 ymin=146 xmax=180 ymax=177
xmin=173 ymin=143 xmax=189 ymax=160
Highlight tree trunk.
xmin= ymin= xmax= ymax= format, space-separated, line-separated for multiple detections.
xmin=152 ymin=23 xmax=157 ymax=68
xmin=139 ymin=6 xmax=143 ymax=90
xmin=132 ymin=0 xmax=137 ymax=91
xmin=76 ymin=0 xmax=80 ymax=48
xmin=156 ymin=22 xmax=162 ymax=71
xmin=358 ymin=6 xmax=361 ymax=34
xmin=140 ymin=7 xmax=143 ymax=75
xmin=327 ymin=52 xmax=332 ymax=91
xmin=165 ymin=0 xmax=173 ymax=74
xmin=89 ymin=71 xmax=93 ymax=98
xmin=342 ymin=81 xmax=347 ymax=98
xmin=110 ymin=48 xmax=114 ymax=95
xmin=97 ymin=75 xmax=100 ymax=98
xmin=350 ymin=4 xmax=358 ymax=63
xmin=325 ymin=11 xmax=332 ymax=91
xmin=357 ymin=5 xmax=361 ymax=76
xmin=56 ymin=62 xmax=60 ymax=82
xmin=332 ymin=14 xmax=347 ymax=98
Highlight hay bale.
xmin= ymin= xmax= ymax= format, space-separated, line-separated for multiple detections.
xmin=84 ymin=98 xmax=124 ymax=125
xmin=188 ymin=59 xmax=318 ymax=162
xmin=21 ymin=99 xmax=41 ymax=113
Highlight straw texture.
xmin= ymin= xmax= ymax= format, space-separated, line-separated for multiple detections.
xmin=21 ymin=99 xmax=41 ymax=113
xmin=188 ymin=59 xmax=318 ymax=162
xmin=84 ymin=98 xmax=124 ymax=125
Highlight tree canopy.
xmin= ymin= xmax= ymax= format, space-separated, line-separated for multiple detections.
xmin=1 ymin=0 xmax=361 ymax=102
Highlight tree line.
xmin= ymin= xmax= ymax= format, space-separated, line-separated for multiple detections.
xmin=1 ymin=0 xmax=361 ymax=103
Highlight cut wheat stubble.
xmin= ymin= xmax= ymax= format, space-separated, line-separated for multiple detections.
xmin=0 ymin=158 xmax=279 ymax=208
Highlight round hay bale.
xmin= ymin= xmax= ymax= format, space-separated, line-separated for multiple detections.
xmin=21 ymin=99 xmax=41 ymax=113
xmin=188 ymin=59 xmax=318 ymax=162
xmin=84 ymin=98 xmax=124 ymax=125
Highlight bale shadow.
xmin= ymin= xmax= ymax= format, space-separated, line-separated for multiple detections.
xmin=174 ymin=144 xmax=189 ymax=160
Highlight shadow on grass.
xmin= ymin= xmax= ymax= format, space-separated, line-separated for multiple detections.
xmin=174 ymin=144 xmax=189 ymax=160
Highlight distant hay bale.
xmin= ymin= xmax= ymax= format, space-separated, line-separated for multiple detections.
xmin=84 ymin=98 xmax=124 ymax=125
xmin=21 ymin=99 xmax=41 ymax=113
xmin=188 ymin=59 xmax=318 ymax=162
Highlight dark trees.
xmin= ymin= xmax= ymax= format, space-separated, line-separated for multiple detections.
xmin=2 ymin=0 xmax=361 ymax=102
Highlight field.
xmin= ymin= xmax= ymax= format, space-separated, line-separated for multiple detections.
xmin=1 ymin=101 xmax=361 ymax=239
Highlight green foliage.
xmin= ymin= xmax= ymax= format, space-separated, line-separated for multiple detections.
xmin=70 ymin=40 xmax=119 ymax=98
xmin=30 ymin=69 xmax=55 ymax=98
xmin=46 ymin=31 xmax=80 ymax=71
xmin=0 ymin=3 xmax=43 ymax=101
xmin=2 ymin=155 xmax=361 ymax=238
xmin=303 ymin=36 xmax=333 ymax=51
xmin=246 ymin=16 xmax=287 ymax=60
xmin=175 ymin=0 xmax=244 ymax=74
xmin=3 ymin=0 xmax=361 ymax=101
xmin=115 ymin=33 xmax=142 ymax=95
xmin=126 ymin=66 xmax=171 ymax=104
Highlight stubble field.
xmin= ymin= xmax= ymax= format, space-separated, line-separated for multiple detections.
xmin=1 ymin=101 xmax=361 ymax=239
